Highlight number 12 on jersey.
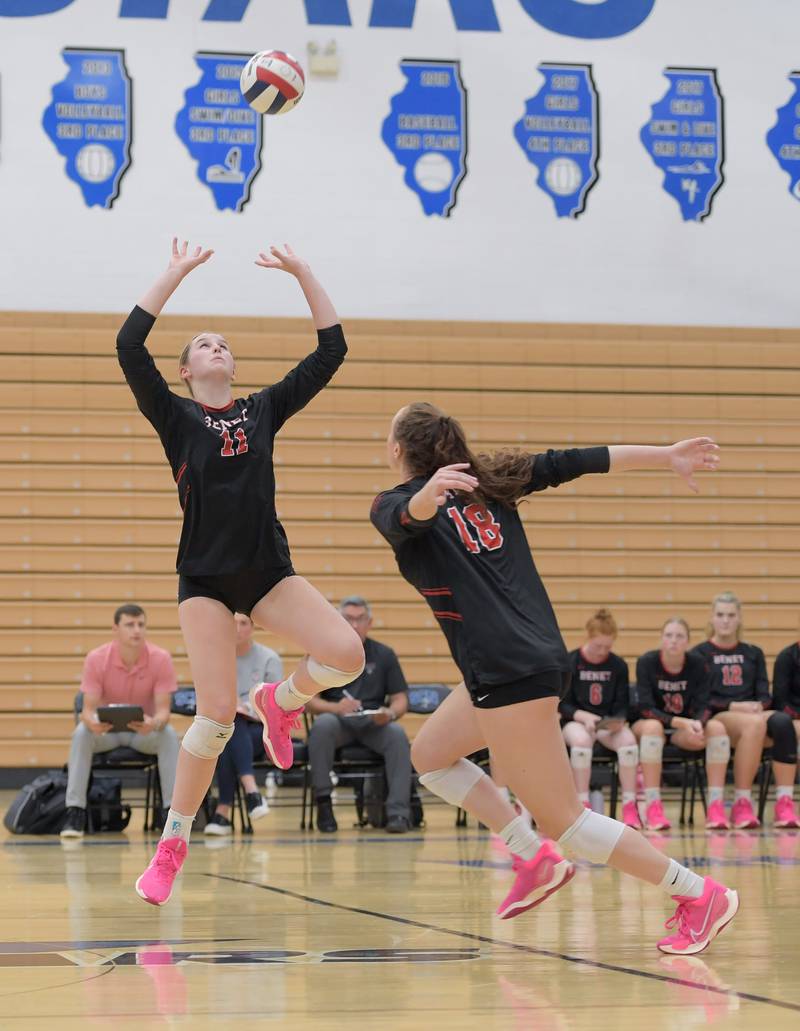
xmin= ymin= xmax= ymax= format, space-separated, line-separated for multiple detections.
xmin=446 ymin=503 xmax=504 ymax=554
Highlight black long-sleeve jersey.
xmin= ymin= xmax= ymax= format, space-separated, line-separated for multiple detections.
xmin=370 ymin=447 xmax=610 ymax=690
xmin=773 ymin=642 xmax=800 ymax=718
xmin=689 ymin=640 xmax=771 ymax=714
xmin=560 ymin=649 xmax=630 ymax=723
xmin=634 ymin=649 xmax=711 ymax=727
xmin=116 ymin=305 xmax=347 ymax=575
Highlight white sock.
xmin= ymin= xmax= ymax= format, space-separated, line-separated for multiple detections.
xmin=645 ymin=788 xmax=661 ymax=804
xmin=274 ymin=674 xmax=316 ymax=712
xmin=497 ymin=785 xmax=511 ymax=804
xmin=734 ymin=789 xmax=752 ymax=803
xmin=776 ymin=786 xmax=794 ymax=800
xmin=708 ymin=787 xmax=724 ymax=803
xmin=622 ymin=792 xmax=636 ymax=805
xmin=661 ymin=858 xmax=704 ymax=900
xmin=162 ymin=809 xmax=193 ymax=844
xmin=578 ymin=792 xmax=590 ymax=803
xmin=500 ymin=814 xmax=541 ymax=862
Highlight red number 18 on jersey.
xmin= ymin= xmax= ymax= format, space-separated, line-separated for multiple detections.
xmin=446 ymin=503 xmax=504 ymax=554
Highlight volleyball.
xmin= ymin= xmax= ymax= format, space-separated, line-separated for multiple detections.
xmin=239 ymin=50 xmax=305 ymax=115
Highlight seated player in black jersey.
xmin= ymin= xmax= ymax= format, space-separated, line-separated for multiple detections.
xmin=117 ymin=239 xmax=365 ymax=905
xmin=773 ymin=623 xmax=800 ymax=745
xmin=691 ymin=592 xmax=799 ymax=830
xmin=633 ymin=618 xmax=731 ymax=831
xmin=561 ymin=609 xmax=641 ymax=829
xmin=371 ymin=402 xmax=738 ymax=955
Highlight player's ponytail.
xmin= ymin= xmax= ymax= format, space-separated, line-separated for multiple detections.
xmin=393 ymin=402 xmax=533 ymax=507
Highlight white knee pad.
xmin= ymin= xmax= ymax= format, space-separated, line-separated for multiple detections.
xmin=307 ymin=655 xmax=365 ymax=690
xmin=558 ymin=808 xmax=626 ymax=864
xmin=181 ymin=716 xmax=234 ymax=760
xmin=617 ymin=744 xmax=639 ymax=768
xmin=570 ymin=746 xmax=593 ymax=770
xmin=706 ymin=734 xmax=731 ymax=764
xmin=639 ymin=734 xmax=664 ymax=763
xmin=418 ymin=759 xmax=485 ymax=807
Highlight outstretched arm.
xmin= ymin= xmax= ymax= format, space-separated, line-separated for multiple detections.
xmin=117 ymin=239 xmax=213 ymax=433
xmin=138 ymin=238 xmax=214 ymax=317
xmin=256 ymin=244 xmax=346 ymax=431
xmin=255 ymin=244 xmax=338 ymax=329
xmin=609 ymin=438 xmax=720 ymax=493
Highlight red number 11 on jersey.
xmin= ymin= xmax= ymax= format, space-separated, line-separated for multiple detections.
xmin=220 ymin=428 xmax=249 ymax=457
xmin=446 ymin=503 xmax=504 ymax=554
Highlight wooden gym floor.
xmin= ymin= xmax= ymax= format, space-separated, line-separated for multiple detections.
xmin=0 ymin=791 xmax=798 ymax=1030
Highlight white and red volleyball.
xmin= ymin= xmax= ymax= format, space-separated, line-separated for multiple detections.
xmin=240 ymin=50 xmax=305 ymax=115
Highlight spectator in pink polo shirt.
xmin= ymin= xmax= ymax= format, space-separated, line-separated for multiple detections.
xmin=60 ymin=604 xmax=179 ymax=839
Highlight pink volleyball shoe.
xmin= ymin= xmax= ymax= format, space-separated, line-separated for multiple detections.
xmin=644 ymin=799 xmax=672 ymax=831
xmin=622 ymin=801 xmax=643 ymax=829
xmin=731 ymin=797 xmax=760 ymax=830
xmin=250 ymin=682 xmax=301 ymax=771
xmin=657 ymin=877 xmax=739 ymax=955
xmin=135 ymin=837 xmax=187 ymax=906
xmin=705 ymin=799 xmax=730 ymax=830
xmin=773 ymin=795 xmax=800 ymax=829
xmin=496 ymin=841 xmax=575 ymax=920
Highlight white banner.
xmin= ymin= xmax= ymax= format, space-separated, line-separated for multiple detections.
xmin=0 ymin=0 xmax=798 ymax=325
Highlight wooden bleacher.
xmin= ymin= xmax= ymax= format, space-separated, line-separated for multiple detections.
xmin=0 ymin=310 xmax=798 ymax=765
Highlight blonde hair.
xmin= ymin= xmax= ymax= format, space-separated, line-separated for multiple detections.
xmin=585 ymin=608 xmax=617 ymax=639
xmin=661 ymin=616 xmax=690 ymax=640
xmin=707 ymin=591 xmax=743 ymax=638
xmin=178 ymin=338 xmax=196 ymax=398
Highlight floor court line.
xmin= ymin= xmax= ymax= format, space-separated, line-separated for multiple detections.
xmin=207 ymin=872 xmax=800 ymax=1015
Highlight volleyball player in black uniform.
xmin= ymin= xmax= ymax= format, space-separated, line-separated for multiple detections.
xmin=371 ymin=402 xmax=738 ymax=954
xmin=691 ymin=592 xmax=799 ymax=830
xmin=634 ymin=619 xmax=731 ymax=830
xmin=117 ymin=239 xmax=364 ymax=905
xmin=773 ymin=636 xmax=800 ymax=722
xmin=561 ymin=609 xmax=641 ymax=828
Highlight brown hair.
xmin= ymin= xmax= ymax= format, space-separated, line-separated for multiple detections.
xmin=661 ymin=616 xmax=690 ymax=639
xmin=392 ymin=402 xmax=534 ymax=507
xmin=114 ymin=603 xmax=145 ymax=625
xmin=585 ymin=608 xmax=617 ymax=639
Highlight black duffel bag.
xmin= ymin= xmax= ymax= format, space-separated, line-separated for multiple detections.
xmin=4 ymin=770 xmax=130 ymax=834
xmin=4 ymin=770 xmax=69 ymax=834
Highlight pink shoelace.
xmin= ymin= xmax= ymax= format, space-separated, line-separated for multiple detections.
xmin=154 ymin=841 xmax=182 ymax=873
xmin=277 ymin=709 xmax=302 ymax=735
xmin=663 ymin=900 xmax=692 ymax=937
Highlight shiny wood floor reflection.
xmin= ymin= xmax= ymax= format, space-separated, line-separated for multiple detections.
xmin=0 ymin=791 xmax=798 ymax=1030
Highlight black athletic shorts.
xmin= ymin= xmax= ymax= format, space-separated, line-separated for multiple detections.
xmin=470 ymin=670 xmax=570 ymax=709
xmin=177 ymin=566 xmax=295 ymax=616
